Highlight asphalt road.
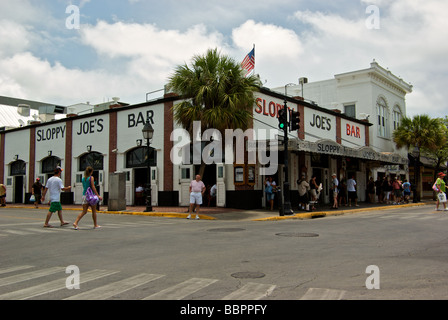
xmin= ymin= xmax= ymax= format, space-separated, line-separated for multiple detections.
xmin=1 ymin=204 xmax=447 ymax=302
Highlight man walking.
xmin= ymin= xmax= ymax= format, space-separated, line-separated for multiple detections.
xmin=41 ymin=166 xmax=71 ymax=228
xmin=31 ymin=178 xmax=43 ymax=209
xmin=187 ymin=174 xmax=206 ymax=220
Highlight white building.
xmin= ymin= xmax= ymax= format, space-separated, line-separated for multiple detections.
xmin=273 ymin=60 xmax=413 ymax=179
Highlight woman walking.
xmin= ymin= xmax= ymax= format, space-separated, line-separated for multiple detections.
xmin=73 ymin=166 xmax=102 ymax=230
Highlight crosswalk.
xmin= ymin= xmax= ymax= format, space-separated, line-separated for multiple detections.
xmin=0 ymin=220 xmax=178 ymax=238
xmin=0 ymin=265 xmax=278 ymax=300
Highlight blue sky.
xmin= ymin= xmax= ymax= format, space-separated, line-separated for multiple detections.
xmin=1 ymin=0 xmax=447 ymax=117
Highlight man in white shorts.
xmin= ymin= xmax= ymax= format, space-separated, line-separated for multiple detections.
xmin=187 ymin=175 xmax=206 ymax=220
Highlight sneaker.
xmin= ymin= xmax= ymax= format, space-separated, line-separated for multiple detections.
xmin=195 ymin=215 xmax=200 ymax=220
xmin=187 ymin=214 xmax=191 ymax=219
xmin=444 ymin=208 xmax=448 ymax=211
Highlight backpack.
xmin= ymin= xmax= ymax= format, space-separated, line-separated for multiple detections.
xmin=85 ymin=186 xmax=99 ymax=206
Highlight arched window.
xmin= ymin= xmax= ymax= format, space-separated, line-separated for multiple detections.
xmin=42 ymin=156 xmax=61 ymax=174
xmin=376 ymin=97 xmax=389 ymax=138
xmin=10 ymin=160 xmax=26 ymax=176
xmin=126 ymin=147 xmax=157 ymax=168
xmin=393 ymin=105 xmax=402 ymax=130
xmin=79 ymin=152 xmax=104 ymax=171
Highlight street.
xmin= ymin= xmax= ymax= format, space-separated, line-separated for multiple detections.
xmin=1 ymin=204 xmax=448 ymax=301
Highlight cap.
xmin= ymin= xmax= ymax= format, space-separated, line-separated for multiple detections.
xmin=438 ymin=172 xmax=446 ymax=177
xmin=331 ymin=173 xmax=336 ymax=176
xmin=36 ymin=178 xmax=40 ymax=181
xmin=54 ymin=166 xmax=63 ymax=174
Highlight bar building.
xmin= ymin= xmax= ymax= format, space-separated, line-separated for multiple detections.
xmin=0 ymin=62 xmax=411 ymax=209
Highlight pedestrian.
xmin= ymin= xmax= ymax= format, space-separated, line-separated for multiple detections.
xmin=187 ymin=174 xmax=206 ymax=219
xmin=402 ymin=179 xmax=411 ymax=204
xmin=73 ymin=166 xmax=102 ymax=230
xmin=434 ymin=172 xmax=448 ymax=211
xmin=264 ymin=177 xmax=277 ymax=211
xmin=338 ymin=178 xmax=347 ymax=207
xmin=392 ymin=177 xmax=402 ymax=204
xmin=382 ymin=176 xmax=392 ymax=204
xmin=0 ymin=183 xmax=6 ymax=207
xmin=375 ymin=177 xmax=383 ymax=203
xmin=41 ymin=166 xmax=71 ymax=228
xmin=331 ymin=173 xmax=339 ymax=209
xmin=309 ymin=175 xmax=319 ymax=210
xmin=367 ymin=177 xmax=375 ymax=203
xmin=297 ymin=174 xmax=310 ymax=210
xmin=31 ymin=178 xmax=43 ymax=209
xmin=347 ymin=175 xmax=358 ymax=207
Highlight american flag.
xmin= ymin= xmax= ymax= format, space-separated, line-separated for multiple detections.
xmin=241 ymin=48 xmax=255 ymax=77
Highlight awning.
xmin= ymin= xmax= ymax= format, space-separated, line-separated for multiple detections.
xmin=291 ymin=139 xmax=408 ymax=165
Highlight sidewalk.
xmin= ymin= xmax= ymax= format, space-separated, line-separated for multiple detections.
xmin=3 ymin=200 xmax=431 ymax=221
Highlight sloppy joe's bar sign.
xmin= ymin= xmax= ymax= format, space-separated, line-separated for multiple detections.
xmin=304 ymin=111 xmax=336 ymax=142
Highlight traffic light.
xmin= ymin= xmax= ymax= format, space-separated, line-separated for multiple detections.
xmin=290 ymin=110 xmax=300 ymax=131
xmin=278 ymin=108 xmax=288 ymax=130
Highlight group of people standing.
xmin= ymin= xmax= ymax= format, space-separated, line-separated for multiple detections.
xmin=373 ymin=175 xmax=411 ymax=205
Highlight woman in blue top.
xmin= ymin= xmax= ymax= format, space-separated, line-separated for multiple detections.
xmin=73 ymin=166 xmax=102 ymax=230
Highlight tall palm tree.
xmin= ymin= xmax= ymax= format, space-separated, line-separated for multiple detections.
xmin=167 ymin=48 xmax=261 ymax=176
xmin=393 ymin=115 xmax=446 ymax=201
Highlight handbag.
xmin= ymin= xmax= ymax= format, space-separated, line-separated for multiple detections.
xmin=432 ymin=182 xmax=439 ymax=192
xmin=438 ymin=192 xmax=447 ymax=203
xmin=265 ymin=185 xmax=273 ymax=194
xmin=29 ymin=195 xmax=35 ymax=202
xmin=85 ymin=187 xmax=99 ymax=206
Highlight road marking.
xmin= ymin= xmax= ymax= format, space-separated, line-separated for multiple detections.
xmin=0 ymin=269 xmax=118 ymax=300
xmin=0 ymin=267 xmax=63 ymax=287
xmin=143 ymin=278 xmax=218 ymax=300
xmin=222 ymin=283 xmax=276 ymax=300
xmin=0 ymin=265 xmax=34 ymax=275
xmin=300 ymin=288 xmax=346 ymax=300
xmin=65 ymin=273 xmax=165 ymax=300
xmin=2 ymin=229 xmax=35 ymax=235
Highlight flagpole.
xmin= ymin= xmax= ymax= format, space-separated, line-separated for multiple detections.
xmin=252 ymin=43 xmax=255 ymax=76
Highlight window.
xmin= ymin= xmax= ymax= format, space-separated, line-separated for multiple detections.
xmin=376 ymin=97 xmax=389 ymax=138
xmin=126 ymin=147 xmax=157 ymax=168
xmin=393 ymin=105 xmax=402 ymax=130
xmin=80 ymin=152 xmax=104 ymax=171
xmin=344 ymin=104 xmax=356 ymax=118
xmin=10 ymin=160 xmax=26 ymax=176
xmin=42 ymin=156 xmax=61 ymax=174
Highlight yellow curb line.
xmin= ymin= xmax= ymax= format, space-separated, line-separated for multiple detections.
xmin=253 ymin=202 xmax=429 ymax=221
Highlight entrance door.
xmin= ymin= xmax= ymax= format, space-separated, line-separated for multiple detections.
xmin=14 ymin=176 xmax=24 ymax=204
xmin=216 ymin=164 xmax=225 ymax=207
xmin=180 ymin=165 xmax=193 ymax=206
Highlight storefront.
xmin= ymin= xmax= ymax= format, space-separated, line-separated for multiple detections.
xmin=0 ymin=88 xmax=408 ymax=209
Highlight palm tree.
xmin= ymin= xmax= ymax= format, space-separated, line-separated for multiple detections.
xmin=167 ymin=48 xmax=261 ymax=176
xmin=393 ymin=115 xmax=447 ymax=201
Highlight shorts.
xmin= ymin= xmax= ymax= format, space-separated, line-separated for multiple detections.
xmin=190 ymin=192 xmax=203 ymax=205
xmin=266 ymin=192 xmax=275 ymax=201
xmin=394 ymin=189 xmax=401 ymax=197
xmin=49 ymin=202 xmax=63 ymax=213
xmin=348 ymin=191 xmax=357 ymax=200
xmin=333 ymin=189 xmax=338 ymax=198
xmin=403 ymin=191 xmax=411 ymax=196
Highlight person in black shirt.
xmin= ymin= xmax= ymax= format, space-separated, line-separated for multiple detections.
xmin=31 ymin=178 xmax=43 ymax=209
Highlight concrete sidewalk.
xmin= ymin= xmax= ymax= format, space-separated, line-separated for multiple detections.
xmin=2 ymin=200 xmax=431 ymax=221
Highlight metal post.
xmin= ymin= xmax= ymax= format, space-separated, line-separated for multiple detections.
xmin=282 ymin=99 xmax=293 ymax=216
xmin=145 ymin=138 xmax=153 ymax=212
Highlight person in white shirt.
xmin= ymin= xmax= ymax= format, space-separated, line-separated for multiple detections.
xmin=41 ymin=166 xmax=71 ymax=228
xmin=346 ymin=175 xmax=358 ymax=207
xmin=187 ymin=175 xmax=206 ymax=220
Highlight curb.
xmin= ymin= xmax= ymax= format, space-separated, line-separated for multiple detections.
xmin=253 ymin=202 xmax=429 ymax=221
xmin=4 ymin=202 xmax=430 ymax=222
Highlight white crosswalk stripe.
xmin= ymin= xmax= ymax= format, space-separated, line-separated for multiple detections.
xmin=143 ymin=278 xmax=218 ymax=300
xmin=222 ymin=283 xmax=276 ymax=300
xmin=0 ymin=269 xmax=118 ymax=300
xmin=300 ymin=288 xmax=346 ymax=300
xmin=0 ymin=266 xmax=277 ymax=300
xmin=65 ymin=273 xmax=165 ymax=300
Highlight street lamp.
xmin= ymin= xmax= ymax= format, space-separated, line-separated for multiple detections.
xmin=412 ymin=145 xmax=420 ymax=203
xmin=142 ymin=117 xmax=154 ymax=212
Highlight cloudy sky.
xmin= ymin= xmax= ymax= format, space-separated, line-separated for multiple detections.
xmin=0 ymin=0 xmax=447 ymax=117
